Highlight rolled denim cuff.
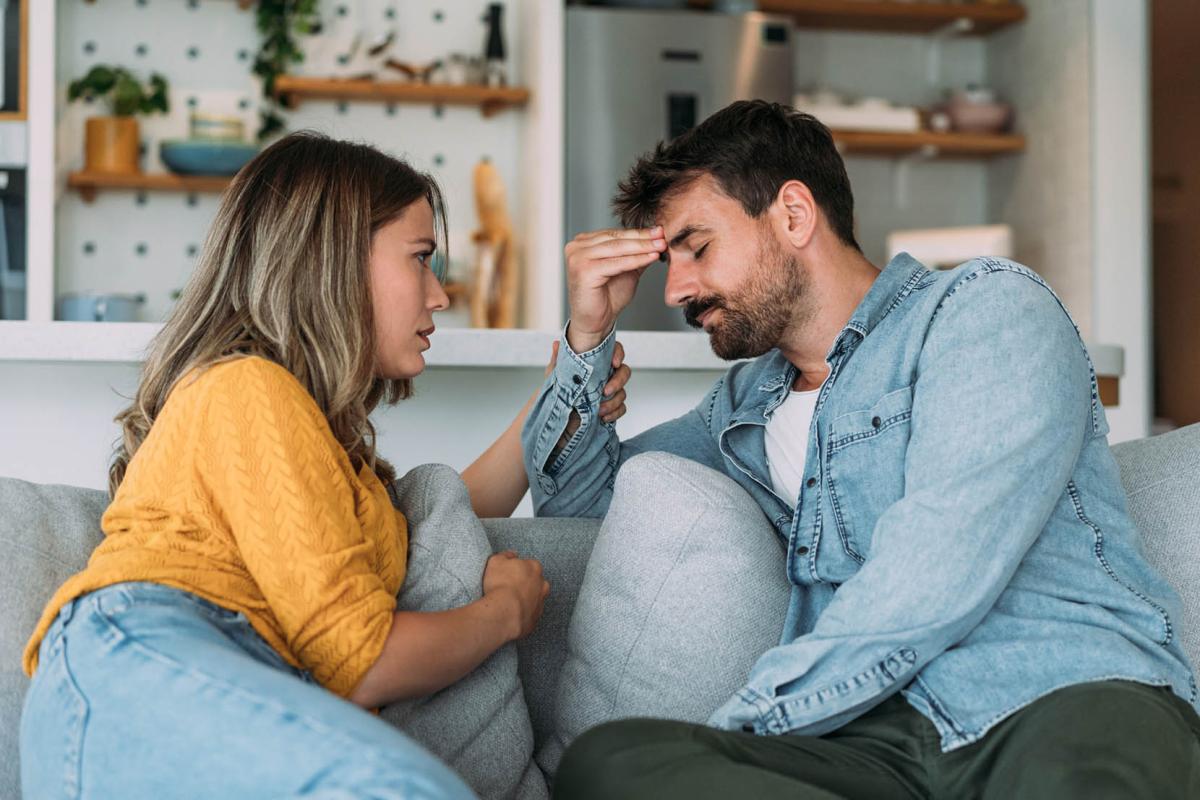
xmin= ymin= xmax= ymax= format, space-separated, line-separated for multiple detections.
xmin=554 ymin=321 xmax=617 ymax=408
xmin=524 ymin=322 xmax=617 ymax=484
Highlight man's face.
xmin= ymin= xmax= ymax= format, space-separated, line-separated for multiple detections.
xmin=658 ymin=176 xmax=810 ymax=360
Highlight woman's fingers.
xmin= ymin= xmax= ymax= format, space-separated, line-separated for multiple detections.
xmin=604 ymin=363 xmax=632 ymax=397
xmin=600 ymin=388 xmax=627 ymax=421
xmin=611 ymin=341 xmax=625 ymax=369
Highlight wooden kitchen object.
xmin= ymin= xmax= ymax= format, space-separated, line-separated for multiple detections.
xmin=470 ymin=159 xmax=519 ymax=328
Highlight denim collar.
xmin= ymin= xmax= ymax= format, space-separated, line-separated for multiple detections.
xmin=747 ymin=253 xmax=931 ymax=406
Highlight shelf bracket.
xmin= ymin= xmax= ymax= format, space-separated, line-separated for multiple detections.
xmin=926 ymin=17 xmax=975 ymax=87
xmin=893 ymin=144 xmax=941 ymax=207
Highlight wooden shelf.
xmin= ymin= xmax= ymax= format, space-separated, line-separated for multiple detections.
xmin=85 ymin=0 xmax=253 ymax=6
xmin=274 ymin=76 xmax=531 ymax=118
xmin=831 ymin=129 xmax=1025 ymax=158
xmin=744 ymin=0 xmax=1026 ymax=36
xmin=67 ymin=171 xmax=232 ymax=203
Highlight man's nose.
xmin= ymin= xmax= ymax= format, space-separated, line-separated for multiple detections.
xmin=664 ymin=259 xmax=696 ymax=308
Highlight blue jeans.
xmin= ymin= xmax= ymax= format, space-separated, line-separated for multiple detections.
xmin=20 ymin=582 xmax=476 ymax=799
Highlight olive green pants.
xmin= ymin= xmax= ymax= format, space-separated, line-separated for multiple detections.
xmin=554 ymin=681 xmax=1200 ymax=799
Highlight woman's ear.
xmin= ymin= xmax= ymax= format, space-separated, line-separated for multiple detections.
xmin=773 ymin=180 xmax=818 ymax=250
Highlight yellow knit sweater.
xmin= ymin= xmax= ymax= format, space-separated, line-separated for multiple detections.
xmin=23 ymin=356 xmax=407 ymax=698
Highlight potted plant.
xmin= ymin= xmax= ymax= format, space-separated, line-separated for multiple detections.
xmin=67 ymin=66 xmax=169 ymax=174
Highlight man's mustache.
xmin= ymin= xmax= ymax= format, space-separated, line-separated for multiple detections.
xmin=684 ymin=297 xmax=726 ymax=329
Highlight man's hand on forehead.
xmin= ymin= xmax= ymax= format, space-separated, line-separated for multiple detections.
xmin=562 ymin=225 xmax=667 ymax=353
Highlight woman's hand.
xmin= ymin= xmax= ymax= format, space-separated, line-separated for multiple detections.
xmin=483 ymin=550 xmax=550 ymax=641
xmin=352 ymin=551 xmax=550 ymax=707
xmin=600 ymin=341 xmax=631 ymax=424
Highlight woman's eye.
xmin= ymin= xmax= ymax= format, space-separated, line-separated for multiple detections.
xmin=419 ymin=251 xmax=447 ymax=283
xmin=696 ymin=243 xmax=709 ymax=260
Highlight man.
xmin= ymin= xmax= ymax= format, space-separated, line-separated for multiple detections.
xmin=520 ymin=100 xmax=1200 ymax=798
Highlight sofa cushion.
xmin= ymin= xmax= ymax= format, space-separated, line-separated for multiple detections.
xmin=381 ymin=464 xmax=547 ymax=800
xmin=0 ymin=478 xmax=108 ymax=800
xmin=482 ymin=516 xmax=601 ymax=756
xmin=1112 ymin=422 xmax=1200 ymax=670
xmin=537 ymin=452 xmax=793 ymax=776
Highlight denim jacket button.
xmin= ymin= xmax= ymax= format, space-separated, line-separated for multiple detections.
xmin=806 ymin=477 xmax=817 ymax=488
xmin=871 ymin=416 xmax=882 ymax=428
xmin=572 ymin=374 xmax=583 ymax=385
xmin=796 ymin=545 xmax=810 ymax=555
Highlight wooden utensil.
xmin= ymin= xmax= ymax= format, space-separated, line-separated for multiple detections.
xmin=471 ymin=158 xmax=518 ymax=328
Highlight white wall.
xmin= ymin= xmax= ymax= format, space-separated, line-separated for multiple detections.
xmin=0 ymin=361 xmax=722 ymax=516
xmin=987 ymin=0 xmax=1095 ymax=337
xmin=1090 ymin=0 xmax=1152 ymax=442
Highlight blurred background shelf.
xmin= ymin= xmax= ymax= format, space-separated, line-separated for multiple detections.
xmin=66 ymin=171 xmax=232 ymax=202
xmin=831 ymin=129 xmax=1026 ymax=158
xmin=0 ymin=320 xmax=1125 ymax=400
xmin=274 ymin=76 xmax=531 ymax=117
xmin=85 ymin=0 xmax=254 ymax=6
xmin=700 ymin=0 xmax=1028 ymax=36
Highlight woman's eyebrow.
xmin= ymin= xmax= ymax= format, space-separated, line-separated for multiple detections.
xmin=409 ymin=237 xmax=437 ymax=248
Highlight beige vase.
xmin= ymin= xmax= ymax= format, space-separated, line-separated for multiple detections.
xmin=84 ymin=116 xmax=140 ymax=174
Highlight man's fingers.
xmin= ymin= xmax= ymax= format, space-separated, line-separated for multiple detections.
xmin=591 ymin=251 xmax=663 ymax=279
xmin=575 ymin=236 xmax=665 ymax=263
xmin=574 ymin=226 xmax=662 ymax=243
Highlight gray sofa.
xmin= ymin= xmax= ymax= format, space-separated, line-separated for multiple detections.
xmin=3 ymin=422 xmax=1199 ymax=798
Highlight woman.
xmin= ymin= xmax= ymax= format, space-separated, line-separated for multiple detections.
xmin=19 ymin=132 xmax=630 ymax=799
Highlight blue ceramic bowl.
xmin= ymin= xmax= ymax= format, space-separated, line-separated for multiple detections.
xmin=160 ymin=139 xmax=259 ymax=176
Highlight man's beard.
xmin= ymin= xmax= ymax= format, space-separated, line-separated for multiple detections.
xmin=683 ymin=233 xmax=810 ymax=361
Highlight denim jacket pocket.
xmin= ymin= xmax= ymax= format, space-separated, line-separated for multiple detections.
xmin=826 ymin=385 xmax=914 ymax=562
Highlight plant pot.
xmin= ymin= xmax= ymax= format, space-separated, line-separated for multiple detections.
xmin=84 ymin=116 xmax=140 ymax=174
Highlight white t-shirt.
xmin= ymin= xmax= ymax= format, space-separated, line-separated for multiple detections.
xmin=765 ymin=386 xmax=821 ymax=506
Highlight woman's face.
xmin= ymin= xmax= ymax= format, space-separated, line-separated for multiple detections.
xmin=369 ymin=198 xmax=450 ymax=379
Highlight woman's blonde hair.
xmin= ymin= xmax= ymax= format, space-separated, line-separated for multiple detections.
xmin=108 ymin=131 xmax=447 ymax=496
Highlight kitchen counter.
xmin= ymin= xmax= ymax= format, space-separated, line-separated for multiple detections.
xmin=0 ymin=320 xmax=1125 ymax=378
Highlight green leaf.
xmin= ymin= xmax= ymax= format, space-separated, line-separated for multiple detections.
xmin=66 ymin=64 xmax=172 ymax=117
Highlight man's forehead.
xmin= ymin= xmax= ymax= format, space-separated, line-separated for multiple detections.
xmin=656 ymin=175 xmax=740 ymax=236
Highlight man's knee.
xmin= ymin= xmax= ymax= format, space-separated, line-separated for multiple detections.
xmin=554 ymin=718 xmax=696 ymax=800
xmin=988 ymin=683 xmax=1200 ymax=800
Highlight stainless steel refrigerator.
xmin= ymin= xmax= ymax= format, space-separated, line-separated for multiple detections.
xmin=565 ymin=6 xmax=795 ymax=331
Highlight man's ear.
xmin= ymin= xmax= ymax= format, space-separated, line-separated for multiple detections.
xmin=772 ymin=180 xmax=818 ymax=250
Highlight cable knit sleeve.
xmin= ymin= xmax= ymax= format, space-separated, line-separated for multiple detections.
xmin=194 ymin=357 xmax=397 ymax=697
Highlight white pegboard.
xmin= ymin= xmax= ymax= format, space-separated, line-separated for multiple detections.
xmin=54 ymin=0 xmax=526 ymax=324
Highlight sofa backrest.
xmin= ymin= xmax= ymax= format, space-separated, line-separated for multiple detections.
xmin=1111 ymin=423 xmax=1200 ymax=672
xmin=1 ymin=421 xmax=1199 ymax=797
xmin=0 ymin=480 xmax=108 ymax=798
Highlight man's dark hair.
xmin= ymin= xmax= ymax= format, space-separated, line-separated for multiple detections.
xmin=612 ymin=100 xmax=860 ymax=251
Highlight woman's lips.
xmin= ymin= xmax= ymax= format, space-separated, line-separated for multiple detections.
xmin=417 ymin=326 xmax=435 ymax=348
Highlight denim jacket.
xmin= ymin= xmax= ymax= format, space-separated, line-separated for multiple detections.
xmin=521 ymin=253 xmax=1197 ymax=751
